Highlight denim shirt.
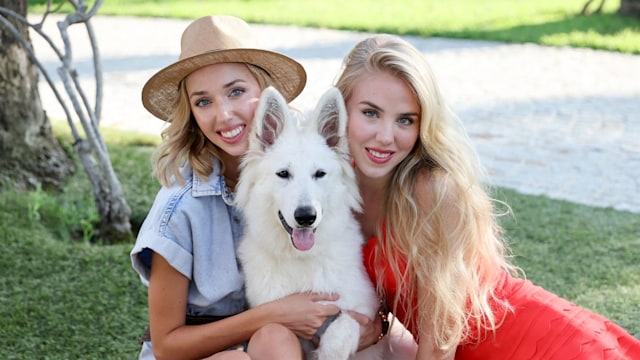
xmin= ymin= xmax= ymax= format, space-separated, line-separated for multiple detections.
xmin=130 ymin=161 xmax=246 ymax=317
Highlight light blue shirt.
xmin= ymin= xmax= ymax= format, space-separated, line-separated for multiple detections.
xmin=130 ymin=161 xmax=246 ymax=317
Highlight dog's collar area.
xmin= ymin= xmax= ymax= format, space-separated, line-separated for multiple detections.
xmin=311 ymin=311 xmax=342 ymax=348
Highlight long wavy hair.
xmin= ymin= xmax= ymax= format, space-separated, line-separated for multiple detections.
xmin=335 ymin=34 xmax=517 ymax=350
xmin=152 ymin=64 xmax=274 ymax=187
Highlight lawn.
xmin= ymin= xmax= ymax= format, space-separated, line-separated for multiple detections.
xmin=27 ymin=0 xmax=640 ymax=54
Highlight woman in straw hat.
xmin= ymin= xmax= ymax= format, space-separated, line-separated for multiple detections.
xmin=131 ymin=15 xmax=341 ymax=359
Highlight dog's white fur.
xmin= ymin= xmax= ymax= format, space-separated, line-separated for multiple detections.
xmin=235 ymin=87 xmax=385 ymax=359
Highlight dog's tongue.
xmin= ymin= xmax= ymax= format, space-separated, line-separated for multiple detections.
xmin=292 ymin=228 xmax=315 ymax=251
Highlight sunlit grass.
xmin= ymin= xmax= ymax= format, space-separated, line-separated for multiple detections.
xmin=27 ymin=0 xmax=640 ymax=53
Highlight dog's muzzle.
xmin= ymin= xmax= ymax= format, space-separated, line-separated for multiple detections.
xmin=278 ymin=210 xmax=317 ymax=251
xmin=278 ymin=211 xmax=294 ymax=236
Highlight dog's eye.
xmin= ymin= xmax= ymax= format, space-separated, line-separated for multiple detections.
xmin=314 ymin=170 xmax=326 ymax=179
xmin=276 ymin=170 xmax=290 ymax=179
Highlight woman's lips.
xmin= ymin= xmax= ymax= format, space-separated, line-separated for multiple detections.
xmin=366 ymin=147 xmax=393 ymax=164
xmin=219 ymin=124 xmax=246 ymax=143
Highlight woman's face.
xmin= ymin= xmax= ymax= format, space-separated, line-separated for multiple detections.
xmin=346 ymin=71 xmax=421 ymax=181
xmin=185 ymin=62 xmax=262 ymax=158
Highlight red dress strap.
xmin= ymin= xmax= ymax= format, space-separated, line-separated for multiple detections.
xmin=362 ymin=236 xmax=417 ymax=338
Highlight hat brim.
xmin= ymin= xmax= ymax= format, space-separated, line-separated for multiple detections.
xmin=141 ymin=48 xmax=306 ymax=121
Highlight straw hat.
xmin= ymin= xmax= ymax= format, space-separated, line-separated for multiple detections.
xmin=141 ymin=15 xmax=307 ymax=121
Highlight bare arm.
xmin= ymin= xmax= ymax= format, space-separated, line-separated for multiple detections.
xmin=147 ymin=252 xmax=340 ymax=360
xmin=413 ymin=171 xmax=461 ymax=360
xmin=415 ymin=336 xmax=456 ymax=360
xmin=343 ymin=309 xmax=382 ymax=350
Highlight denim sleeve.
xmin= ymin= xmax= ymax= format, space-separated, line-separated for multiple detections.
xmin=130 ymin=184 xmax=194 ymax=284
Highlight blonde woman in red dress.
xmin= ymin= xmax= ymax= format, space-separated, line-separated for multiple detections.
xmin=335 ymin=34 xmax=640 ymax=359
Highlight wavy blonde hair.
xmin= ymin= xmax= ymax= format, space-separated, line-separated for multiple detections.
xmin=152 ymin=64 xmax=275 ymax=187
xmin=335 ymin=34 xmax=517 ymax=350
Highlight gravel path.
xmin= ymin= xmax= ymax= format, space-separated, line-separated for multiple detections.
xmin=31 ymin=15 xmax=640 ymax=213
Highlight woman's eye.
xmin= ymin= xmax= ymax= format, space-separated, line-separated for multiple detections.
xmin=195 ymin=98 xmax=211 ymax=107
xmin=363 ymin=109 xmax=378 ymax=118
xmin=230 ymin=88 xmax=245 ymax=97
xmin=398 ymin=117 xmax=414 ymax=126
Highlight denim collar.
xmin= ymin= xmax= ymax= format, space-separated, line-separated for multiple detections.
xmin=191 ymin=159 xmax=235 ymax=206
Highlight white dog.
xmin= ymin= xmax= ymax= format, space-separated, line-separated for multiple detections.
xmin=235 ymin=87 xmax=386 ymax=359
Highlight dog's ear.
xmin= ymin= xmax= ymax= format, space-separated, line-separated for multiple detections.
xmin=254 ymin=86 xmax=288 ymax=149
xmin=314 ymin=87 xmax=347 ymax=149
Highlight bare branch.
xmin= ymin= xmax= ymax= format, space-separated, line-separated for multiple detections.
xmin=0 ymin=0 xmax=132 ymax=242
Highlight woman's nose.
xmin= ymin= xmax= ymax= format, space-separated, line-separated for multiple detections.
xmin=216 ymin=100 xmax=233 ymax=123
xmin=375 ymin=120 xmax=394 ymax=145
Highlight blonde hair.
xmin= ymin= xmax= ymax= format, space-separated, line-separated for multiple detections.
xmin=335 ymin=35 xmax=517 ymax=350
xmin=152 ymin=64 xmax=274 ymax=187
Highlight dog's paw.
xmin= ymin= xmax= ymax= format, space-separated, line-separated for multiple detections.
xmin=314 ymin=314 xmax=359 ymax=360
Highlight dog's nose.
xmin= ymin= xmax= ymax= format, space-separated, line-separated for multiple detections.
xmin=294 ymin=206 xmax=316 ymax=227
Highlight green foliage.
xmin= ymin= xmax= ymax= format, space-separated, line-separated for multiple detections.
xmin=27 ymin=0 xmax=640 ymax=54
xmin=107 ymin=142 xmax=159 ymax=232
xmin=50 ymin=121 xmax=160 ymax=233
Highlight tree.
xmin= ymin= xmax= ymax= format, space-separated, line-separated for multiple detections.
xmin=619 ymin=0 xmax=640 ymax=17
xmin=0 ymin=0 xmax=133 ymax=243
xmin=0 ymin=0 xmax=74 ymax=190
xmin=581 ymin=0 xmax=606 ymax=15
xmin=582 ymin=0 xmax=640 ymax=17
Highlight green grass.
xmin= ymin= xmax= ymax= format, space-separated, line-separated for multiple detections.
xmin=496 ymin=188 xmax=640 ymax=336
xmin=1 ymin=125 xmax=638 ymax=358
xmin=27 ymin=0 xmax=640 ymax=54
xmin=0 ymin=213 xmax=148 ymax=358
xmin=1 ymin=125 xmax=157 ymax=359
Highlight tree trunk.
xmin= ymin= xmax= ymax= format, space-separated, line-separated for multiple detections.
xmin=0 ymin=0 xmax=74 ymax=190
xmin=1 ymin=0 xmax=132 ymax=243
xmin=619 ymin=0 xmax=640 ymax=17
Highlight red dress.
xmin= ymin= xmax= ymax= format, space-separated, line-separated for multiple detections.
xmin=363 ymin=237 xmax=640 ymax=359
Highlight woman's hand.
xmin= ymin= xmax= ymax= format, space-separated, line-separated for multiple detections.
xmin=344 ymin=309 xmax=382 ymax=351
xmin=268 ymin=292 xmax=341 ymax=340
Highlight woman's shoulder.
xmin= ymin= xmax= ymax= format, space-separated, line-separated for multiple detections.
xmin=156 ymin=162 xmax=224 ymax=198
xmin=414 ymin=168 xmax=460 ymax=208
xmin=144 ymin=170 xmax=227 ymax=229
xmin=415 ymin=167 xmax=457 ymax=189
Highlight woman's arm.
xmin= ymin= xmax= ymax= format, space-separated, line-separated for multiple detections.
xmin=347 ymin=309 xmax=421 ymax=359
xmin=343 ymin=309 xmax=382 ymax=350
xmin=415 ymin=335 xmax=455 ymax=360
xmin=148 ymin=252 xmax=340 ymax=360
xmin=413 ymin=171 xmax=460 ymax=360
